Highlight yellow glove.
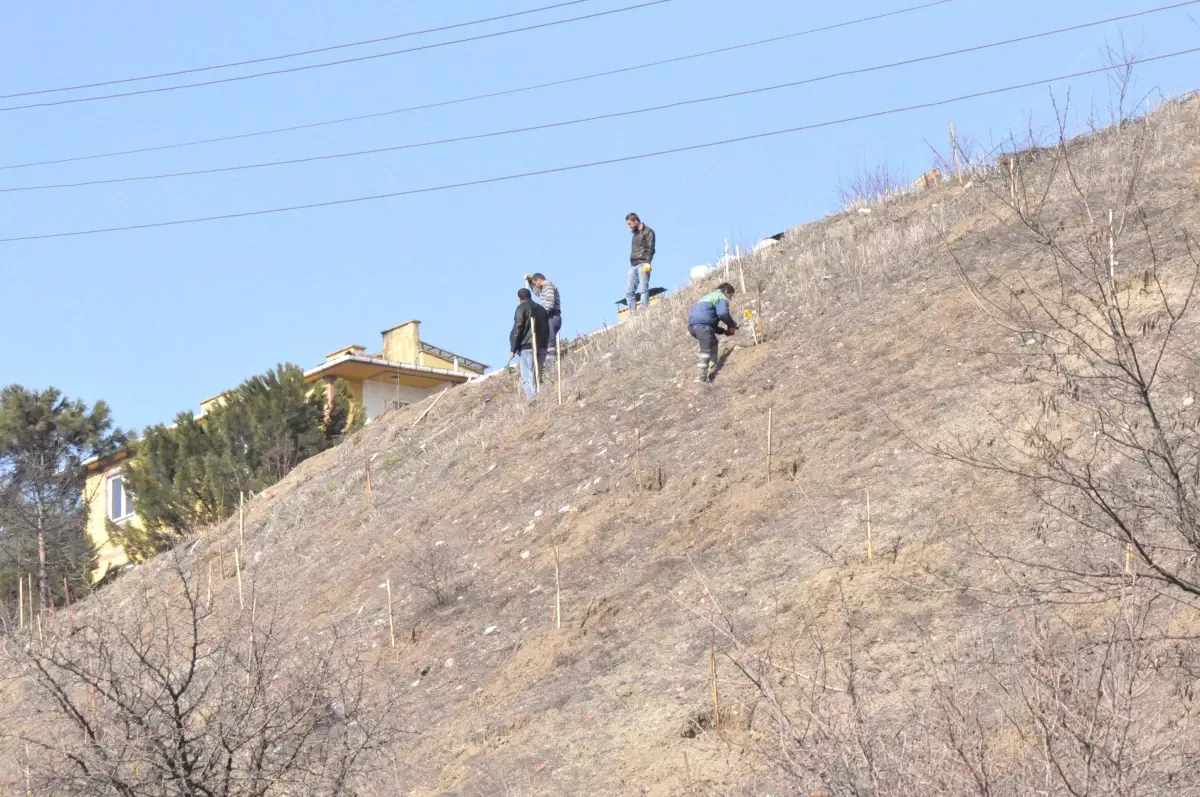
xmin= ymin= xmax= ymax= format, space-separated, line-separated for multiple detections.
xmin=642 ymin=264 xmax=652 ymax=274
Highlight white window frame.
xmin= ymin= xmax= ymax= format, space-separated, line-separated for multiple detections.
xmin=107 ymin=473 xmax=134 ymax=522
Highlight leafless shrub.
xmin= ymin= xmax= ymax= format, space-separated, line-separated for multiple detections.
xmin=403 ymin=540 xmax=459 ymax=608
xmin=838 ymin=160 xmax=910 ymax=211
xmin=4 ymin=558 xmax=396 ymax=796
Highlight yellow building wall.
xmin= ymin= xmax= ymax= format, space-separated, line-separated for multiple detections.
xmin=421 ymin=350 xmax=457 ymax=370
xmin=84 ymin=466 xmax=134 ymax=582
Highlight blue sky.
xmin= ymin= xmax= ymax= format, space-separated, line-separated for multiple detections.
xmin=2 ymin=0 xmax=1197 ymax=432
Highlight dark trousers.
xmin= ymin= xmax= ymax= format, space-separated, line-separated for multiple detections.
xmin=689 ymin=323 xmax=718 ymax=379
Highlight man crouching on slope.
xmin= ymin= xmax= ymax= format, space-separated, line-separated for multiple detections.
xmin=688 ymin=282 xmax=738 ymax=383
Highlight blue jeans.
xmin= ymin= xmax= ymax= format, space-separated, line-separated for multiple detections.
xmin=626 ymin=264 xmax=650 ymax=311
xmin=517 ymin=347 xmax=547 ymax=399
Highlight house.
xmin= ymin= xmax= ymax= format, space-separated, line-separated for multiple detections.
xmin=303 ymin=320 xmax=486 ymax=421
xmin=82 ymin=448 xmax=137 ymax=582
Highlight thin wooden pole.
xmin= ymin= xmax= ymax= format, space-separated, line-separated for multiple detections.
xmin=206 ymin=561 xmax=214 ymax=610
xmin=553 ymin=546 xmax=562 ymax=630
xmin=411 ymin=387 xmax=448 ymax=428
xmin=754 ymin=280 xmax=767 ymax=342
xmin=1008 ymin=157 xmax=1016 ymax=203
xmin=723 ymin=238 xmax=730 ymax=280
xmin=556 ymin=334 xmax=563 ymax=406
xmin=18 ymin=574 xmax=24 ymax=632
xmin=766 ymin=407 xmax=774 ymax=484
xmin=531 ymin=323 xmax=542 ymax=394
xmin=234 ymin=548 xmax=245 ymax=611
xmin=364 ymin=455 xmax=373 ymax=499
xmin=866 ymin=489 xmax=874 ymax=562
xmin=949 ymin=120 xmax=963 ymax=186
xmin=634 ymin=427 xmax=643 ymax=487
xmin=28 ymin=573 xmax=35 ymax=630
xmin=386 ymin=578 xmax=396 ymax=647
xmin=711 ymin=634 xmax=720 ymax=737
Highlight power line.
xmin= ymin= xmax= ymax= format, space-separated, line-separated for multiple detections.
xmin=3 ymin=47 xmax=1196 ymax=244
xmin=0 ymin=0 xmax=954 ymax=172
xmin=0 ymin=0 xmax=600 ymax=101
xmin=4 ymin=3 xmax=1192 ymax=194
xmin=0 ymin=0 xmax=679 ymax=113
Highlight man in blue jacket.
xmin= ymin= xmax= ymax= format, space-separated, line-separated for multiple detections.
xmin=687 ymin=283 xmax=738 ymax=383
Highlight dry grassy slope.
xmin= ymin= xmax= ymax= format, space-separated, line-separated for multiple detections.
xmin=9 ymin=97 xmax=1200 ymax=795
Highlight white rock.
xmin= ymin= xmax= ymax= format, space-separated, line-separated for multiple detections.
xmin=444 ymin=658 xmax=455 ymax=668
xmin=1185 ymin=396 xmax=1195 ymax=407
xmin=534 ymin=510 xmax=543 ymax=518
xmin=690 ymin=264 xmax=717 ymax=282
xmin=484 ymin=625 xmax=498 ymax=635
xmin=754 ymin=237 xmax=782 ymax=252
xmin=520 ymin=550 xmax=531 ymax=560
xmin=558 ymin=506 xmax=571 ymax=513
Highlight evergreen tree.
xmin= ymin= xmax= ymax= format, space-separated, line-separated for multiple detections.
xmin=123 ymin=364 xmax=359 ymax=552
xmin=0 ymin=386 xmax=125 ymax=612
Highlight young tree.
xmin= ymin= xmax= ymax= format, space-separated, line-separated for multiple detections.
xmin=123 ymin=365 xmax=359 ymax=550
xmin=0 ymin=386 xmax=125 ymax=612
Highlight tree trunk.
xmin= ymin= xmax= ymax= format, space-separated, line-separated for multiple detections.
xmin=37 ymin=496 xmax=50 ymax=610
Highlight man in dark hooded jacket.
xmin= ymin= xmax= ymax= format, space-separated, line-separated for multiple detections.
xmin=510 ymin=288 xmax=550 ymax=398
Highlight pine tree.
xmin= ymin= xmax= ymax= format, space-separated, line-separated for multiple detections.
xmin=123 ymin=364 xmax=359 ymax=552
xmin=0 ymin=386 xmax=125 ymax=611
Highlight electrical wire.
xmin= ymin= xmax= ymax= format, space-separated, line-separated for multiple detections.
xmin=0 ymin=0 xmax=955 ymax=172
xmin=4 ymin=3 xmax=1192 ymax=194
xmin=0 ymin=0 xmax=600 ymax=101
xmin=4 ymin=47 xmax=1195 ymax=244
xmin=0 ymin=0 xmax=679 ymax=113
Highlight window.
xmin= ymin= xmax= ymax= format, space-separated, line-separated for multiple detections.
xmin=108 ymin=474 xmax=133 ymax=521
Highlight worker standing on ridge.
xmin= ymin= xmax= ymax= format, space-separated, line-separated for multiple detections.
xmin=525 ymin=272 xmax=562 ymax=373
xmin=626 ymin=212 xmax=655 ymax=313
xmin=509 ymin=288 xmax=550 ymax=399
xmin=687 ymin=283 xmax=738 ymax=383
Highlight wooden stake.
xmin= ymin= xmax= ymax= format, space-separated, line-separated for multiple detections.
xmin=411 ymin=387 xmax=448 ymax=428
xmin=553 ymin=546 xmax=562 ymax=630
xmin=949 ymin=120 xmax=963 ymax=186
xmin=1008 ymin=157 xmax=1016 ymax=203
xmin=18 ymin=574 xmax=24 ymax=632
xmin=234 ymin=548 xmax=245 ymax=611
xmin=766 ymin=407 xmax=774 ymax=484
xmin=531 ymin=324 xmax=542 ymax=394
xmin=723 ymin=238 xmax=730 ymax=280
xmin=754 ymin=280 xmax=767 ymax=342
xmin=386 ymin=578 xmax=396 ymax=647
xmin=206 ymin=561 xmax=214 ymax=610
xmin=866 ymin=489 xmax=874 ymax=562
xmin=28 ymin=573 xmax=35 ymax=630
xmin=634 ymin=427 xmax=643 ymax=487
xmin=710 ymin=634 xmax=720 ymax=737
xmin=556 ymin=334 xmax=563 ymax=406
xmin=364 ymin=455 xmax=373 ymax=499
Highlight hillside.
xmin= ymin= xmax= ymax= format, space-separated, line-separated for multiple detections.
xmin=5 ymin=95 xmax=1200 ymax=796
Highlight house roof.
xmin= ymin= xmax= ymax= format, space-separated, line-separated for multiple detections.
xmin=303 ymin=353 xmax=480 ymax=387
xmin=419 ymin=341 xmax=487 ymax=373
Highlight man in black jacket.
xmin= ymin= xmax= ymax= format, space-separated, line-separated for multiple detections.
xmin=625 ymin=212 xmax=655 ymax=312
xmin=509 ymin=288 xmax=550 ymax=399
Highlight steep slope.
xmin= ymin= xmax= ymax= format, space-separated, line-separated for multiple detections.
xmin=6 ymin=96 xmax=1200 ymax=796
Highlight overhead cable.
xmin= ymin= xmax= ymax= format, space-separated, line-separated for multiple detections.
xmin=3 ymin=47 xmax=1196 ymax=243
xmin=3 ymin=3 xmax=1192 ymax=194
xmin=0 ymin=0 xmax=602 ymax=100
xmin=0 ymin=0 xmax=680 ymax=113
xmin=0 ymin=0 xmax=955 ymax=170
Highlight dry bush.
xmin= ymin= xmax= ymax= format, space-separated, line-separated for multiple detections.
xmin=838 ymin=160 xmax=911 ymax=211
xmin=3 ymin=558 xmax=396 ymax=796
xmin=403 ymin=540 xmax=459 ymax=608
